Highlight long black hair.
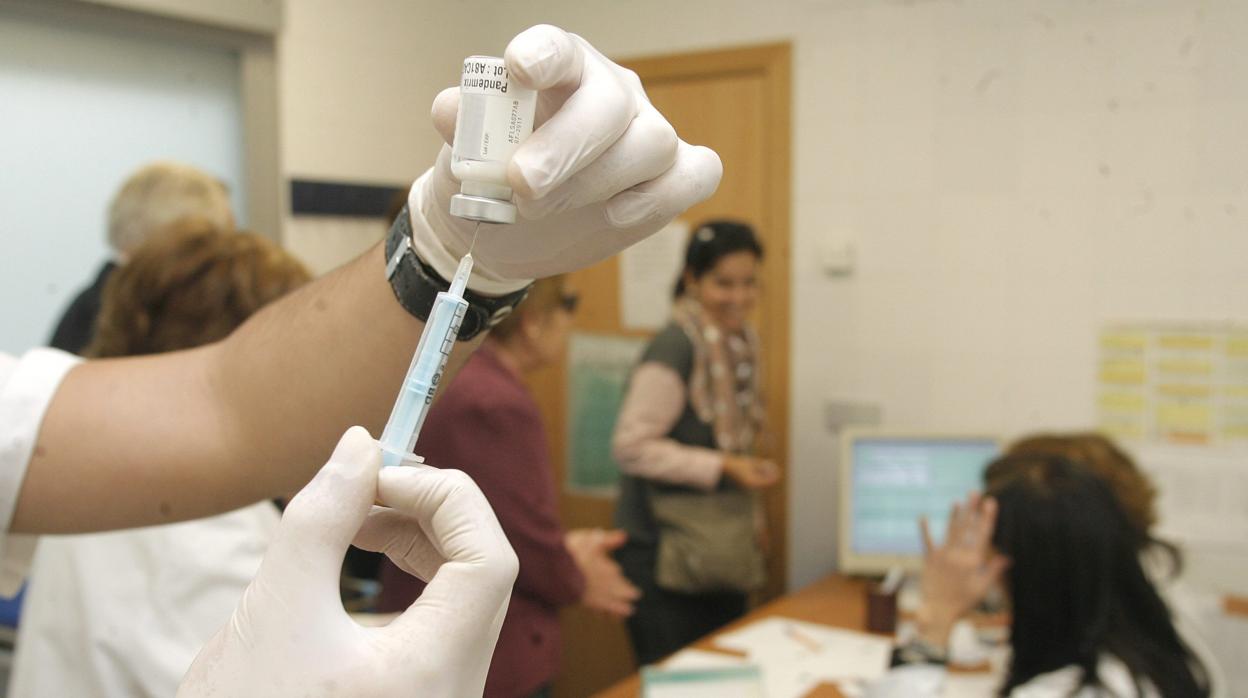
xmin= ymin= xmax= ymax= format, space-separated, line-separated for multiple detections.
xmin=990 ymin=433 xmax=1185 ymax=581
xmin=988 ymin=454 xmax=1208 ymax=697
xmin=672 ymin=220 xmax=764 ymax=298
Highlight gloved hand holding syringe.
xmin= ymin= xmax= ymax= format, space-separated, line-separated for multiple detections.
xmin=378 ymin=55 xmax=537 ymax=467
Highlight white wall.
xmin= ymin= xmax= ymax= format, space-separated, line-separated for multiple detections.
xmin=276 ymin=0 xmax=1248 ymax=590
xmin=277 ymin=0 xmax=461 ymax=267
xmin=0 ymin=5 xmax=245 ymax=355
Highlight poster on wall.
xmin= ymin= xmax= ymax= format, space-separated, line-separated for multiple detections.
xmin=1097 ymin=324 xmax=1248 ymax=448
xmin=565 ymin=333 xmax=648 ymax=494
xmin=619 ymin=220 xmax=689 ymax=330
xmin=1137 ymin=447 xmax=1248 ymax=548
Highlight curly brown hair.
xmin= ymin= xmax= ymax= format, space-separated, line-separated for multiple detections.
xmin=87 ymin=217 xmax=311 ymax=358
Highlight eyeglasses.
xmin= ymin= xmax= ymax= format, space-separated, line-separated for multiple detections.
xmin=559 ymin=292 xmax=580 ymax=313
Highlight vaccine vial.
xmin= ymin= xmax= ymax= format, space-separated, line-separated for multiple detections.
xmin=450 ymin=56 xmax=538 ymax=224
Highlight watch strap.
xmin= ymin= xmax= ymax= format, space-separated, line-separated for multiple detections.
xmin=384 ymin=206 xmax=530 ymax=341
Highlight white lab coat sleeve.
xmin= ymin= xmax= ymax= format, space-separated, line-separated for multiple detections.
xmin=0 ymin=348 xmax=82 ymax=596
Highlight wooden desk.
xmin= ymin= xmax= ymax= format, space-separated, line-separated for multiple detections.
xmin=593 ymin=575 xmax=873 ymax=698
xmin=594 ymin=580 xmax=1248 ymax=697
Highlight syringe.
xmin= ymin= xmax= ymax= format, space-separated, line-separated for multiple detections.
xmin=378 ymin=249 xmax=474 ymax=467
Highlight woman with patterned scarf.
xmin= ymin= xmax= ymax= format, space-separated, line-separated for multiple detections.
xmin=611 ymin=220 xmax=781 ymax=666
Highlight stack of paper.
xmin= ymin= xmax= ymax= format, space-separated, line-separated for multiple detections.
xmin=662 ymin=648 xmax=753 ymax=671
xmin=709 ymin=617 xmax=894 ymax=698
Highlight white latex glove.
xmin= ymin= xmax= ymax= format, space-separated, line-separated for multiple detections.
xmin=177 ymin=427 xmax=518 ymax=698
xmin=409 ymin=24 xmax=723 ymax=294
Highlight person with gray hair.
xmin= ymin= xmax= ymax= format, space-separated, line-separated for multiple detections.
xmin=47 ymin=161 xmax=235 ymax=354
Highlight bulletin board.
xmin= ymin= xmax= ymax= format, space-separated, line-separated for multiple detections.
xmin=1098 ymin=324 xmax=1248 ymax=448
xmin=1098 ymin=324 xmax=1248 ymax=566
xmin=564 ymin=333 xmax=648 ymax=494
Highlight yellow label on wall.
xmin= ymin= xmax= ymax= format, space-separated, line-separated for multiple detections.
xmin=1157 ymin=384 xmax=1213 ymax=399
xmin=1098 ymin=325 xmax=1248 ymax=447
xmin=1157 ymin=403 xmax=1212 ymax=430
xmin=1227 ymin=335 xmax=1248 ymax=358
xmin=1157 ymin=359 xmax=1214 ymax=376
xmin=1159 ymin=334 xmax=1216 ymax=351
xmin=1101 ymin=332 xmax=1148 ymax=352
xmin=1099 ymin=358 xmax=1147 ymax=385
xmin=1099 ymin=392 xmax=1147 ymax=412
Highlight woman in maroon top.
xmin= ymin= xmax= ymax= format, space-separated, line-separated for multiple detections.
xmin=376 ymin=276 xmax=639 ymax=698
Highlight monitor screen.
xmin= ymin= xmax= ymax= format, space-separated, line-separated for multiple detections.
xmin=848 ymin=436 xmax=999 ymax=557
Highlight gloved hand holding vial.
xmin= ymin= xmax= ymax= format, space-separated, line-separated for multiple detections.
xmin=408 ymin=25 xmax=724 ymax=293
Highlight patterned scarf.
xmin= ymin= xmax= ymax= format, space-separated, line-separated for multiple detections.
xmin=671 ymin=296 xmax=765 ymax=455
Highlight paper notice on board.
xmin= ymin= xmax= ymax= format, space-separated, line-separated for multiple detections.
xmin=620 ymin=220 xmax=689 ymax=330
xmin=1097 ymin=324 xmax=1248 ymax=448
xmin=1134 ymin=445 xmax=1248 ymax=548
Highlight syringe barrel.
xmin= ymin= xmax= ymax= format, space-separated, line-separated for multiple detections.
xmin=378 ymin=290 xmax=469 ymax=465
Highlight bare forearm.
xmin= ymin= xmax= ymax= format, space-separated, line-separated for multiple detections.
xmin=15 ymin=242 xmax=480 ymax=533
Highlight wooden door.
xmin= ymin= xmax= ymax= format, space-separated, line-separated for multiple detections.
xmin=524 ymin=43 xmax=792 ymax=698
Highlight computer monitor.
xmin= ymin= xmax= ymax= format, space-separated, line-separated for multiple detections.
xmin=838 ymin=429 xmax=1001 ymax=575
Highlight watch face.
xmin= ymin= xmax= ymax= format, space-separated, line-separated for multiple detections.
xmin=486 ymin=305 xmax=514 ymax=326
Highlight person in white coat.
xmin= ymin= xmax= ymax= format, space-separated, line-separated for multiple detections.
xmin=0 ymin=23 xmax=721 ymax=695
xmin=10 ymin=222 xmax=309 ymax=698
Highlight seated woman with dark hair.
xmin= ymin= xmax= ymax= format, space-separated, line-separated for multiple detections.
xmin=991 ymin=433 xmax=1226 ymax=695
xmin=873 ymin=451 xmax=1212 ymax=697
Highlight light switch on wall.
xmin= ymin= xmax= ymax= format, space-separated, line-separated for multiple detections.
xmin=816 ymin=233 xmax=856 ymax=276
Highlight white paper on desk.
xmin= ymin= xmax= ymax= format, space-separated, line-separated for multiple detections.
xmin=663 ymin=648 xmax=751 ymax=670
xmin=761 ymin=667 xmax=823 ymax=698
xmin=690 ymin=626 xmax=822 ymax=698
xmin=619 ymin=220 xmax=688 ymax=330
xmin=713 ymin=616 xmax=893 ymax=684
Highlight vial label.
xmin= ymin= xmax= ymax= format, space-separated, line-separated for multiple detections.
xmin=452 ymin=56 xmax=536 ymax=174
xmin=460 ymin=57 xmax=512 ymax=96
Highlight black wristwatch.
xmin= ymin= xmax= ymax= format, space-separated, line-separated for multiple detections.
xmin=383 ymin=205 xmax=530 ymax=341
